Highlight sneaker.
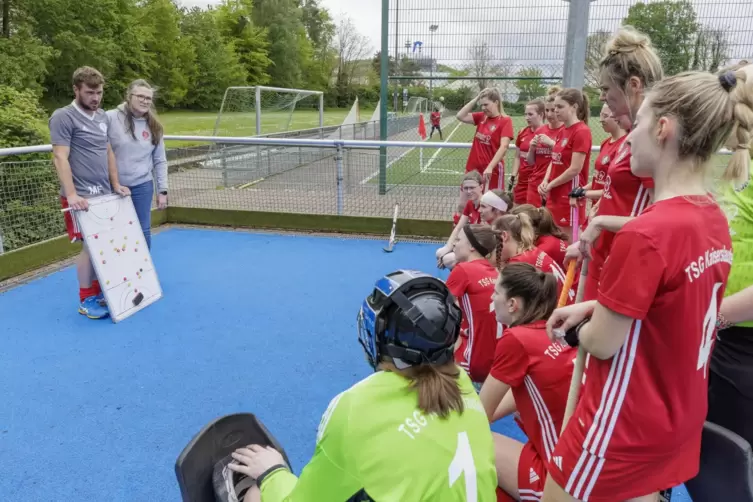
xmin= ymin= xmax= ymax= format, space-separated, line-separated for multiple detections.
xmin=95 ymin=292 xmax=107 ymax=306
xmin=79 ymin=296 xmax=110 ymax=319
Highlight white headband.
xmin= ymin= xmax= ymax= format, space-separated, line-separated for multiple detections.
xmin=481 ymin=191 xmax=508 ymax=213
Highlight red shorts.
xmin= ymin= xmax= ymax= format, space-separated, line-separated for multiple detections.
xmin=518 ymin=442 xmax=546 ymax=501
xmin=526 ymin=183 xmax=545 ymax=207
xmin=546 ymin=197 xmax=586 ymax=230
xmin=60 ymin=196 xmax=83 ymax=242
xmin=547 ymin=424 xmax=699 ymax=502
xmin=488 ymin=163 xmax=505 ymax=192
xmin=513 ymin=181 xmax=528 ymax=205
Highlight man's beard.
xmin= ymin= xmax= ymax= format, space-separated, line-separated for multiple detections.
xmin=76 ymin=97 xmax=98 ymax=111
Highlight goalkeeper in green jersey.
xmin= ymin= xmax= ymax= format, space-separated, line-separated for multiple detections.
xmin=225 ymin=270 xmax=499 ymax=502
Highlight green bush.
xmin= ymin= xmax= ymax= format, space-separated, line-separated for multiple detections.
xmin=0 ymin=86 xmax=62 ymax=251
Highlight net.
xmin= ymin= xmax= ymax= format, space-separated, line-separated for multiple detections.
xmin=212 ymin=86 xmax=324 ymax=138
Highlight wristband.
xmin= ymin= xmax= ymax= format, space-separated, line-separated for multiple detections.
xmin=716 ymin=312 xmax=732 ymax=330
xmin=564 ymin=318 xmax=590 ymax=348
xmin=256 ymin=463 xmax=288 ymax=488
xmin=569 ymin=186 xmax=587 ymax=199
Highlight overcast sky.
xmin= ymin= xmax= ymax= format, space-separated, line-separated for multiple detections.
xmin=177 ymin=0 xmax=752 ymax=69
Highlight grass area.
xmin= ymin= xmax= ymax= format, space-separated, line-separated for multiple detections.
xmin=368 ymin=115 xmax=621 ymax=188
xmin=161 ymin=108 xmax=372 ymax=148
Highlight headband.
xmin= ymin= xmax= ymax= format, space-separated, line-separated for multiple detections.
xmin=480 ymin=191 xmax=509 ymax=213
xmin=463 ymin=224 xmax=490 ymax=256
xmin=719 ymin=71 xmax=737 ymax=92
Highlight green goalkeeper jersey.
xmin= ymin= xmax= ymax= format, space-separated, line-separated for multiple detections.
xmin=719 ymin=167 xmax=753 ymax=328
xmin=260 ymin=369 xmax=498 ymax=502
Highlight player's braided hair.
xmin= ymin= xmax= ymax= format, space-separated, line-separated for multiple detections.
xmin=491 ymin=214 xmax=537 ymax=270
xmin=511 ymin=204 xmax=569 ymax=241
xmin=648 ymin=69 xmax=753 ymax=185
xmin=499 ymin=263 xmax=558 ymax=327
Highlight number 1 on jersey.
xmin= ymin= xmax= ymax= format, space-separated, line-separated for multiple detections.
xmin=698 ymin=282 xmax=724 ymax=377
xmin=449 ymin=431 xmax=477 ymax=502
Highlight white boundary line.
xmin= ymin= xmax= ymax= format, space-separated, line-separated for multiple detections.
xmin=421 ymin=120 xmax=464 ymax=173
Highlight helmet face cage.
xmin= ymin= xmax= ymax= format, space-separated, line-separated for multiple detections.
xmin=357 ymin=270 xmax=461 ymax=370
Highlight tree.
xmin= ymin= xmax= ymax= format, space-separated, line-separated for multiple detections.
xmin=251 ymin=0 xmax=307 ymax=88
xmin=691 ymin=26 xmax=730 ymax=72
xmin=334 ymin=16 xmax=371 ymax=105
xmin=299 ymin=0 xmax=336 ymax=90
xmin=516 ymin=67 xmax=546 ymax=102
xmin=623 ymin=0 xmax=700 ymax=76
xmin=465 ymin=41 xmax=511 ymax=91
xmin=214 ymin=0 xmax=272 ymax=85
xmin=585 ymin=30 xmax=610 ymax=88
xmin=182 ymin=7 xmax=247 ymax=110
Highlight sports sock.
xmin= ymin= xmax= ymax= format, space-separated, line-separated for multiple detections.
xmin=92 ymin=280 xmax=102 ymax=295
xmin=79 ymin=286 xmax=98 ymax=302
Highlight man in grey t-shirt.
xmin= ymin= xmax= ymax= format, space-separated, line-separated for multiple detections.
xmin=50 ymin=66 xmax=130 ymax=320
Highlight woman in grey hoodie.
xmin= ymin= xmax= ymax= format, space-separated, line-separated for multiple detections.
xmin=107 ymin=79 xmax=168 ymax=249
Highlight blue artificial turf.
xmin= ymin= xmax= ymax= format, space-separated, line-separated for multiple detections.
xmin=0 ymin=228 xmax=692 ymax=501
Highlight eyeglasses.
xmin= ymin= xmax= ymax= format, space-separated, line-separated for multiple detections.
xmin=132 ymin=94 xmax=153 ymax=103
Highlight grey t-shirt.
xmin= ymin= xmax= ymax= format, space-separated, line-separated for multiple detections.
xmin=49 ymin=102 xmax=112 ymax=197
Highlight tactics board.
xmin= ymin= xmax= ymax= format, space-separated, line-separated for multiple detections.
xmin=72 ymin=193 xmax=163 ymax=323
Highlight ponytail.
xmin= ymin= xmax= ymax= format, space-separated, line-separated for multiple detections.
xmin=382 ymin=361 xmax=465 ymax=418
xmin=499 ymin=263 xmax=558 ymax=326
xmin=511 ymin=204 xmax=569 ymax=241
xmin=491 ymin=213 xmax=537 ymax=268
xmin=517 ymin=213 xmax=536 ymax=249
xmin=557 ymin=88 xmax=590 ymax=125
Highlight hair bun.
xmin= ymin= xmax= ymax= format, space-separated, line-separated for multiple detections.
xmin=720 ymin=71 xmax=738 ymax=92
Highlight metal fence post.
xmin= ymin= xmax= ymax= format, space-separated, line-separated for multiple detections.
xmin=0 ymin=227 xmax=4 ymax=255
xmin=221 ymin=145 xmax=228 ymax=188
xmin=562 ymin=0 xmax=593 ymax=90
xmin=378 ymin=0 xmax=389 ymax=196
xmin=335 ymin=143 xmax=344 ymax=215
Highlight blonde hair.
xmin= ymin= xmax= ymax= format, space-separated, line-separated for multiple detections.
xmin=557 ymin=88 xmax=590 ymax=125
xmin=511 ymin=204 xmax=568 ymax=241
xmin=479 ymin=88 xmax=504 ymax=114
xmin=600 ymin=26 xmax=663 ymax=92
xmin=647 ymin=70 xmax=753 ymax=185
xmin=545 ymin=85 xmax=561 ymax=103
xmin=491 ymin=213 xmax=536 ymax=269
xmin=380 ymin=360 xmax=466 ymax=418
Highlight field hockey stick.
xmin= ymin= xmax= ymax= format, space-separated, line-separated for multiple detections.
xmin=561 ymin=201 xmax=587 ymax=430
xmin=557 ymin=201 xmax=581 ymax=308
xmin=383 ymin=204 xmax=399 ymax=253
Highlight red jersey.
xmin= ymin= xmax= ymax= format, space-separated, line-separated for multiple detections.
xmin=430 ymin=111 xmax=441 ymax=127
xmin=548 ymin=122 xmax=592 ymax=199
xmin=465 ymin=112 xmax=514 ymax=174
xmin=570 ymin=196 xmax=732 ymax=469
xmin=592 ymin=141 xmax=654 ymax=264
xmin=514 ymin=127 xmax=536 ymax=204
xmin=529 ymin=124 xmax=563 ymax=187
xmin=462 ymin=200 xmax=482 ymax=225
xmin=508 ymin=248 xmax=575 ymax=304
xmin=446 ymin=259 xmax=499 ymax=383
xmin=592 ymin=136 xmax=625 ymax=192
xmin=491 ymin=320 xmax=576 ymax=462
xmin=535 ymin=234 xmax=568 ymax=268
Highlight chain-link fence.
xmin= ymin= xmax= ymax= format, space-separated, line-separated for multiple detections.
xmin=2 ymin=134 xmax=737 ymax=254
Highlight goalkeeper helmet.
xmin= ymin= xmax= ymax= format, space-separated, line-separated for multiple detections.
xmin=357 ymin=270 xmax=462 ymax=370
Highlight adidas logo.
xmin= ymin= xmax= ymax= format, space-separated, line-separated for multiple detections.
xmin=529 ymin=467 xmax=540 ymax=483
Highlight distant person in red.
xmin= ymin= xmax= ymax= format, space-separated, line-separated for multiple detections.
xmin=446 ymin=224 xmax=502 ymax=386
xmin=538 ymin=88 xmax=592 ymax=240
xmin=526 ymin=87 xmax=564 ymax=207
xmin=543 ymin=69 xmax=740 ymax=502
xmin=429 ymin=106 xmax=443 ymax=140
xmin=510 ymin=99 xmax=545 ymax=205
xmin=455 ymin=88 xmax=514 ymax=211
xmin=480 ymin=263 xmax=575 ymax=502
xmin=491 ymin=214 xmax=575 ymax=305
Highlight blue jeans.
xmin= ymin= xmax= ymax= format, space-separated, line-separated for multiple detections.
xmin=128 ymin=180 xmax=154 ymax=249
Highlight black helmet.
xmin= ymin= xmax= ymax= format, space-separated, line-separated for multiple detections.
xmin=357 ymin=270 xmax=462 ymax=370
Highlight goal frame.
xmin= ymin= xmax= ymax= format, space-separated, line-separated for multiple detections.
xmin=213 ymin=85 xmax=325 ymax=137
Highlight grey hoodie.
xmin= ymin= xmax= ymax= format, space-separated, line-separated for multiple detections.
xmin=106 ymin=104 xmax=168 ymax=192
